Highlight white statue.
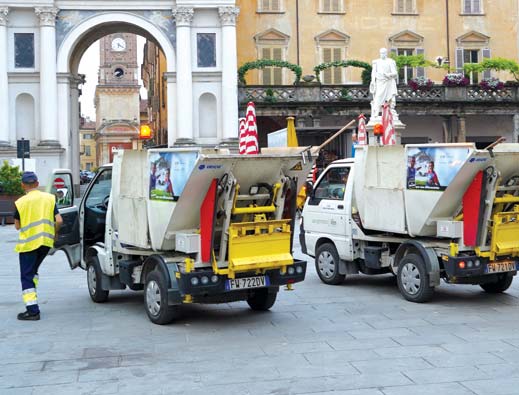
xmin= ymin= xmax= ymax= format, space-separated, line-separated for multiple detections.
xmin=369 ymin=48 xmax=398 ymax=119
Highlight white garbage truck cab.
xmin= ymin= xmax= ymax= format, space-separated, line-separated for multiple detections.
xmin=301 ymin=143 xmax=519 ymax=302
xmin=49 ymin=147 xmax=311 ymax=324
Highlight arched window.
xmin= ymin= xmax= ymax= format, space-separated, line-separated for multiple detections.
xmin=16 ymin=93 xmax=35 ymax=141
xmin=254 ymin=29 xmax=290 ymax=85
xmin=199 ymin=93 xmax=217 ymax=139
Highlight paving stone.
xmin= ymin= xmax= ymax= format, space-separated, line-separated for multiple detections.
xmin=381 ymin=382 xmax=475 ymax=395
xmin=461 ymin=377 xmax=519 ymax=395
xmin=403 ymin=366 xmax=489 ymax=384
xmin=424 ymin=352 xmax=504 ymax=368
xmin=352 ymin=357 xmax=432 ymax=374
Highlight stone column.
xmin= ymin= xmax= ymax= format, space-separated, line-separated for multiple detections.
xmin=172 ymin=7 xmax=194 ymax=144
xmin=513 ymin=114 xmax=519 ymax=144
xmin=70 ymin=75 xmax=83 ymax=195
xmin=164 ymin=72 xmax=177 ymax=147
xmin=218 ymin=6 xmax=240 ymax=147
xmin=442 ymin=117 xmax=451 ymax=143
xmin=457 ymin=115 xmax=466 ymax=142
xmin=35 ymin=7 xmax=60 ymax=147
xmin=0 ymin=7 xmax=10 ymax=148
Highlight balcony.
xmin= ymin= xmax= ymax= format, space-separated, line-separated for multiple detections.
xmin=239 ymin=84 xmax=519 ymax=117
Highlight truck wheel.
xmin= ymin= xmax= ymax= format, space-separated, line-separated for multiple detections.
xmin=397 ymin=253 xmax=434 ymax=303
xmin=247 ymin=289 xmax=277 ymax=311
xmin=315 ymin=243 xmax=345 ymax=285
xmin=87 ymin=256 xmax=109 ymax=303
xmin=480 ymin=273 xmax=514 ymax=293
xmin=144 ymin=269 xmax=178 ymax=325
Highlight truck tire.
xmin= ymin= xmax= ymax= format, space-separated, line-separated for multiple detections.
xmin=87 ymin=256 xmax=109 ymax=303
xmin=397 ymin=253 xmax=434 ymax=303
xmin=315 ymin=243 xmax=345 ymax=285
xmin=480 ymin=273 xmax=514 ymax=293
xmin=247 ymin=288 xmax=277 ymax=311
xmin=144 ymin=269 xmax=178 ymax=325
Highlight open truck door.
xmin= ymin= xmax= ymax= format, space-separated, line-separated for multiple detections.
xmin=46 ymin=170 xmax=81 ymax=269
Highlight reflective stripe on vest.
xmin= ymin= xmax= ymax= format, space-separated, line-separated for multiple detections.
xmin=15 ymin=190 xmax=56 ymax=253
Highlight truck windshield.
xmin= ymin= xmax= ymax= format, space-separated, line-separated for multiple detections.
xmin=85 ymin=170 xmax=112 ymax=209
xmin=314 ymin=167 xmax=349 ymax=200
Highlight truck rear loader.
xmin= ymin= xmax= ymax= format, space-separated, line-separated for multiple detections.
xmin=301 ymin=143 xmax=519 ymax=302
xmin=49 ymin=147 xmax=311 ymax=324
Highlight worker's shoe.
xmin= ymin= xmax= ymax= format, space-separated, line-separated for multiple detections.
xmin=17 ymin=311 xmax=40 ymax=321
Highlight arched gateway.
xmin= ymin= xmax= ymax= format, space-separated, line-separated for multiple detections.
xmin=0 ymin=1 xmax=239 ymax=186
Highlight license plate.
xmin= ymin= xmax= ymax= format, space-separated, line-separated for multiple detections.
xmin=225 ymin=276 xmax=269 ymax=291
xmin=486 ymin=261 xmax=518 ymax=274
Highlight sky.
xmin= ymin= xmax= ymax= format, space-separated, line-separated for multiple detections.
xmin=78 ymin=35 xmax=147 ymax=121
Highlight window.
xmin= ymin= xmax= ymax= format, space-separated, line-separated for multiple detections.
xmin=398 ymin=48 xmax=414 ymax=83
xmin=85 ymin=169 xmax=112 ymax=210
xmin=313 ymin=167 xmax=350 ymax=201
xmin=322 ymin=48 xmax=343 ymax=84
xmin=14 ymin=33 xmax=34 ymax=68
xmin=261 ymin=47 xmax=283 ymax=85
xmin=394 ymin=0 xmax=416 ymax=13
xmin=463 ymin=0 xmax=482 ymax=14
xmin=86 ymin=163 xmax=92 ymax=171
xmin=83 ymin=133 xmax=92 ymax=140
xmin=257 ymin=0 xmax=282 ymax=12
xmin=320 ymin=0 xmax=344 ymax=13
xmin=197 ymin=33 xmax=216 ymax=68
xmin=455 ymin=31 xmax=491 ymax=81
xmin=85 ymin=146 xmax=91 ymax=156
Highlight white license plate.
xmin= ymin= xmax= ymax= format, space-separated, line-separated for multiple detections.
xmin=225 ymin=276 xmax=269 ymax=291
xmin=486 ymin=261 xmax=517 ymax=273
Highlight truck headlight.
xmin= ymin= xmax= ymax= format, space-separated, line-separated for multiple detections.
xmin=288 ymin=267 xmax=295 ymax=275
xmin=201 ymin=276 xmax=209 ymax=285
xmin=211 ymin=275 xmax=219 ymax=283
xmin=190 ymin=277 xmax=199 ymax=286
xmin=296 ymin=265 xmax=303 ymax=274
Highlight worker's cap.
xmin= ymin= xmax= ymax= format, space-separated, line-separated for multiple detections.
xmin=21 ymin=171 xmax=38 ymax=184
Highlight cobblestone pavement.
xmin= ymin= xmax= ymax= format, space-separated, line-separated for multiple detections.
xmin=2 ymin=223 xmax=519 ymax=394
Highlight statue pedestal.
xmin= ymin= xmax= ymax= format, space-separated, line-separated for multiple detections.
xmin=366 ymin=115 xmax=406 ymax=145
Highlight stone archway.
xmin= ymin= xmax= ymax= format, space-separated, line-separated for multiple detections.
xmin=0 ymin=2 xmax=239 ymax=187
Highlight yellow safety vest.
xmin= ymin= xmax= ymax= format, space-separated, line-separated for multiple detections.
xmin=15 ymin=190 xmax=56 ymax=253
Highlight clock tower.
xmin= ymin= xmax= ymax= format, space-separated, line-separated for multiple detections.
xmin=95 ymin=33 xmax=141 ymax=165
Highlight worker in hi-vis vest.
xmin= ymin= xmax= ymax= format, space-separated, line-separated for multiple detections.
xmin=14 ymin=171 xmax=63 ymax=321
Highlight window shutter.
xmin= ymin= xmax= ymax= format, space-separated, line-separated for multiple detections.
xmin=390 ymin=48 xmax=398 ymax=57
xmin=322 ymin=48 xmax=332 ymax=84
xmin=273 ymin=47 xmax=283 ymax=84
xmin=333 ymin=48 xmax=342 ymax=83
xmin=271 ymin=0 xmax=280 ymax=11
xmin=455 ymin=47 xmax=464 ymax=73
xmin=322 ymin=0 xmax=331 ymax=12
xmin=260 ymin=0 xmax=269 ymax=11
xmin=482 ymin=48 xmax=491 ymax=79
xmin=397 ymin=0 xmax=404 ymax=13
xmin=405 ymin=0 xmax=413 ymax=12
xmin=415 ymin=48 xmax=425 ymax=78
xmin=332 ymin=0 xmax=340 ymax=12
xmin=261 ymin=48 xmax=271 ymax=84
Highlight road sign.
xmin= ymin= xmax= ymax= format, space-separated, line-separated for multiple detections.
xmin=17 ymin=139 xmax=30 ymax=159
xmin=54 ymin=177 xmax=66 ymax=189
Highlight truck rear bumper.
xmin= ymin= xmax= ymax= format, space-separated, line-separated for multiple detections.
xmin=444 ymin=255 xmax=518 ymax=283
xmin=174 ymin=259 xmax=307 ymax=299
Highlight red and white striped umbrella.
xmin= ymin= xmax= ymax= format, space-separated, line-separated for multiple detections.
xmin=382 ymin=102 xmax=396 ymax=145
xmin=242 ymin=101 xmax=259 ymax=154
xmin=238 ymin=117 xmax=246 ymax=154
xmin=357 ymin=113 xmax=367 ymax=145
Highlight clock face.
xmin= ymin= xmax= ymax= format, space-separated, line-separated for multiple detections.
xmin=111 ymin=38 xmax=126 ymax=51
xmin=113 ymin=68 xmax=125 ymax=78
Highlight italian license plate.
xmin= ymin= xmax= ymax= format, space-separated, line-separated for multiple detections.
xmin=225 ymin=276 xmax=270 ymax=291
xmin=486 ymin=261 xmax=518 ymax=274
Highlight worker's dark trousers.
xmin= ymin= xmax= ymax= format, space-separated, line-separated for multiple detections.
xmin=19 ymin=246 xmax=50 ymax=314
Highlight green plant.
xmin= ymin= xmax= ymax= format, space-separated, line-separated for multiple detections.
xmin=339 ymin=88 xmax=352 ymax=101
xmin=238 ymin=59 xmax=302 ymax=85
xmin=463 ymin=57 xmax=519 ymax=81
xmin=0 ymin=160 xmax=24 ymax=196
xmin=390 ymin=54 xmax=435 ymax=70
xmin=264 ymin=88 xmax=277 ymax=103
xmin=313 ymin=60 xmax=372 ymax=85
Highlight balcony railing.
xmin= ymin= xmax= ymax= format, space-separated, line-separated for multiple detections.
xmin=239 ymin=85 xmax=519 ymax=104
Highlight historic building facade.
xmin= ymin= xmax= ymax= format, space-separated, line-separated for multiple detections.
xmin=79 ymin=117 xmax=96 ymax=171
xmin=0 ymin=0 xmax=239 ymax=187
xmin=95 ymin=33 xmax=141 ymax=165
xmin=236 ymin=0 xmax=519 ymax=154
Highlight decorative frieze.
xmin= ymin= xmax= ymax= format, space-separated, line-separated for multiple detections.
xmin=172 ymin=7 xmax=194 ymax=26
xmin=218 ymin=6 xmax=240 ymax=26
xmin=0 ymin=7 xmax=8 ymax=26
xmin=35 ymin=7 xmax=59 ymax=27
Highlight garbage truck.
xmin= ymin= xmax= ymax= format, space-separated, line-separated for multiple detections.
xmin=300 ymin=142 xmax=519 ymax=302
xmin=48 ymin=147 xmax=310 ymax=324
